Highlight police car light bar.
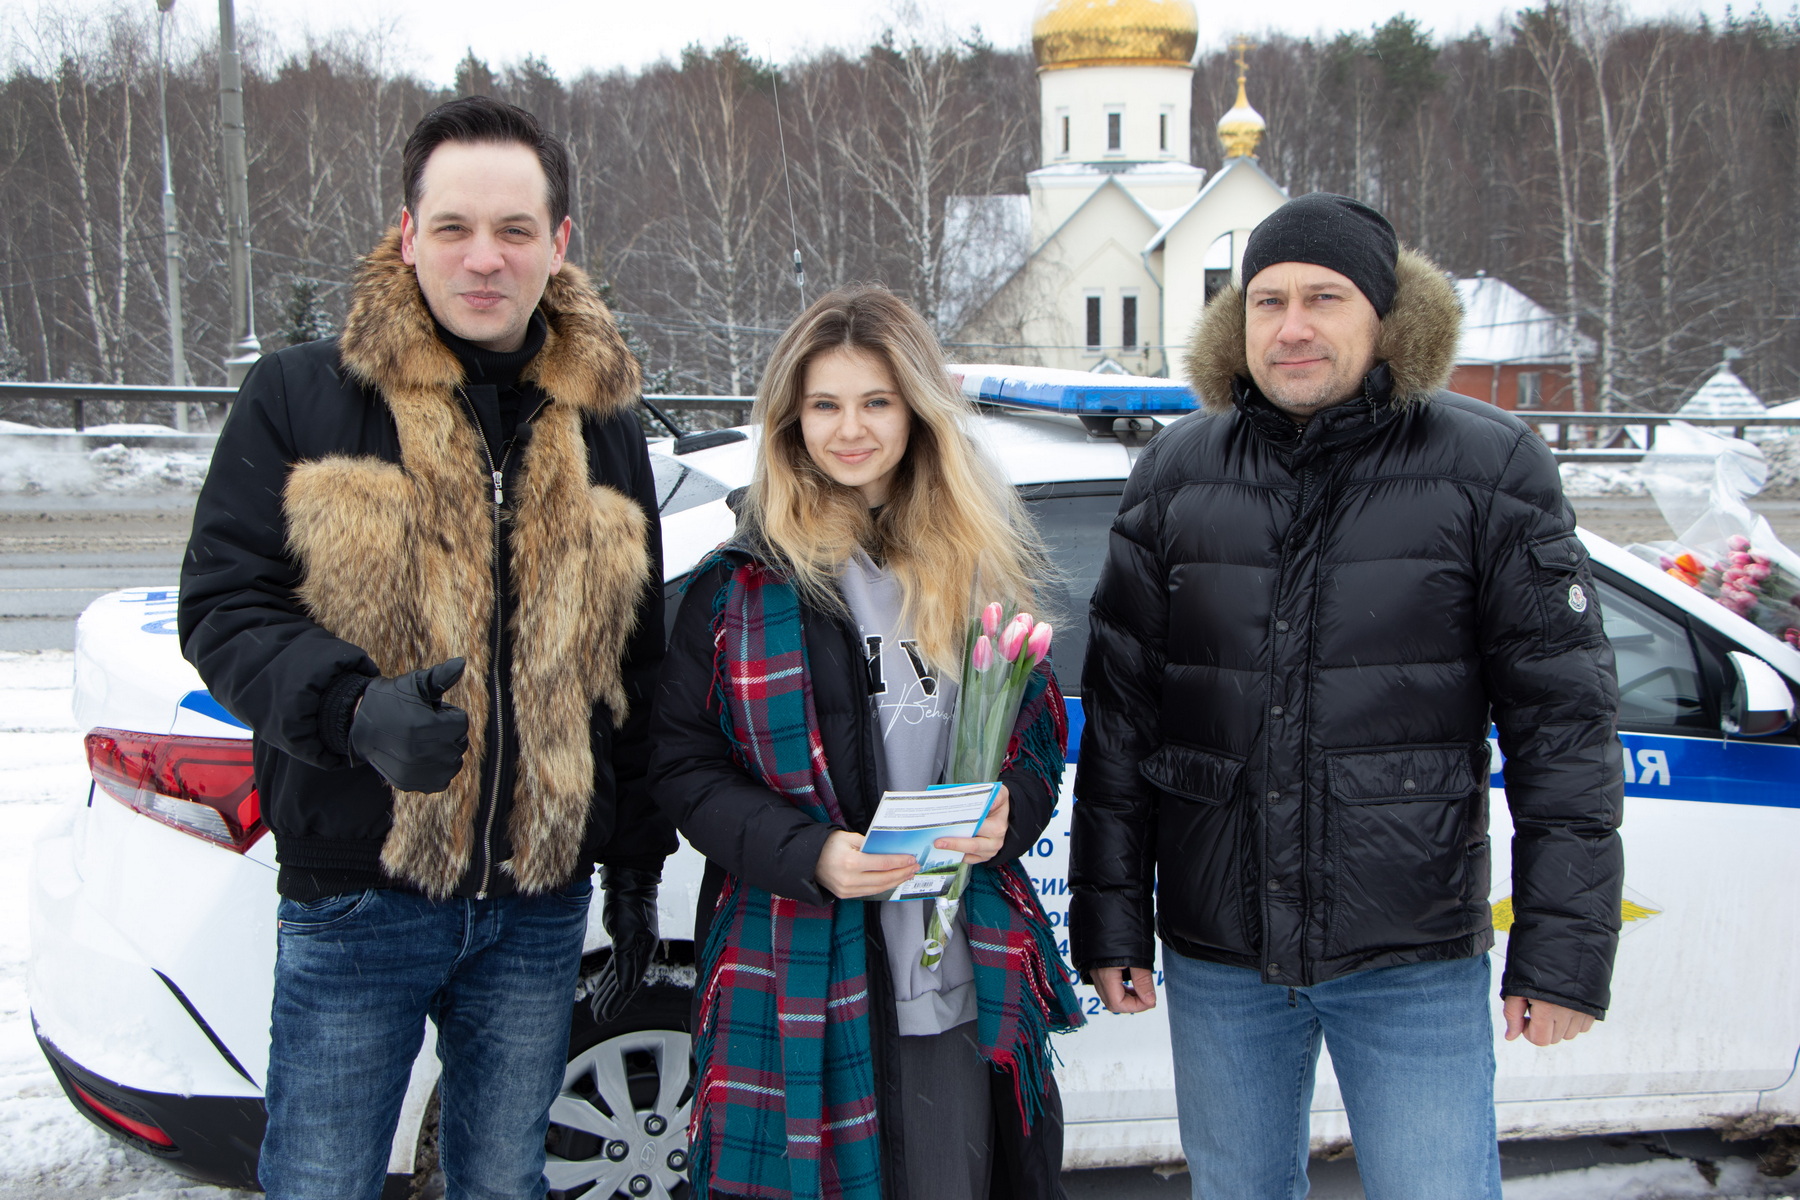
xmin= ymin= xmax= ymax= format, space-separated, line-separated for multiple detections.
xmin=948 ymin=363 xmax=1197 ymax=417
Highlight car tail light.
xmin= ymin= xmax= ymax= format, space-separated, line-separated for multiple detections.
xmin=71 ymin=1081 xmax=176 ymax=1147
xmin=85 ymin=728 xmax=264 ymax=853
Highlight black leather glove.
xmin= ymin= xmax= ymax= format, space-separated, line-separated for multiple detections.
xmin=588 ymin=865 xmax=661 ymax=1025
xmin=349 ymin=658 xmax=470 ymax=794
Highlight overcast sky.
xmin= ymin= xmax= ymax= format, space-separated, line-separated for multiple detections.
xmin=14 ymin=0 xmax=1743 ymax=83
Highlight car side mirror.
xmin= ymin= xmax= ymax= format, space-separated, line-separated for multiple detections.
xmin=1722 ymin=651 xmax=1796 ymax=737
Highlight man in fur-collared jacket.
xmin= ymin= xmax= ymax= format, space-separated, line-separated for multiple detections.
xmin=179 ymin=97 xmax=673 ymax=1200
xmin=1070 ymin=194 xmax=1625 ymax=1198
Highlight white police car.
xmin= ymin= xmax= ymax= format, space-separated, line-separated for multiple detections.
xmin=27 ymin=367 xmax=1800 ymax=1196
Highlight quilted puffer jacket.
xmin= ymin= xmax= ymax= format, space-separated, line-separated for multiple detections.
xmin=1069 ymin=249 xmax=1625 ymax=1016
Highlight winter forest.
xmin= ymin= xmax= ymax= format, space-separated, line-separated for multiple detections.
xmin=1 ymin=3 xmax=1798 ymax=412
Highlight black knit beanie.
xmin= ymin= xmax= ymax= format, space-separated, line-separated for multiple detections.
xmin=1240 ymin=193 xmax=1400 ymax=318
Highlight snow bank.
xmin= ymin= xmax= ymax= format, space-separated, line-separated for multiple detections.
xmin=0 ymin=439 xmax=209 ymax=496
xmin=1561 ymin=462 xmax=1651 ymax=498
xmin=1506 ymin=1156 xmax=1796 ymax=1198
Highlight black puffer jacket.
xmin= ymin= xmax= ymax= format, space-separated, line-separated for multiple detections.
xmin=650 ymin=547 xmax=1066 ymax=1199
xmin=1070 ymin=250 xmax=1625 ymax=1017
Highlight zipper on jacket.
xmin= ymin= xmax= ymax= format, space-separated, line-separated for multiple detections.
xmin=457 ymin=388 xmax=551 ymax=899
xmin=1265 ymin=462 xmax=1315 ymax=984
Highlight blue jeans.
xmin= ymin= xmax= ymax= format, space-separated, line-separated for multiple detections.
xmin=1163 ymin=951 xmax=1502 ymax=1200
xmin=259 ymin=880 xmax=592 ymax=1200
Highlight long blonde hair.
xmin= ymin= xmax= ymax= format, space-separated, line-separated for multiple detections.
xmin=746 ymin=285 xmax=1042 ymax=672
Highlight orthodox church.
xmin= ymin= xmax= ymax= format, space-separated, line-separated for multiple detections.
xmin=952 ymin=0 xmax=1287 ymax=377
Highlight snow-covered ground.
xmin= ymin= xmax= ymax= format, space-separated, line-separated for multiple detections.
xmin=0 ymin=660 xmax=1791 ymax=1200
xmin=0 ymin=438 xmax=211 ymax=497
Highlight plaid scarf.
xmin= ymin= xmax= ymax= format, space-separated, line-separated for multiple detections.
xmin=689 ymin=557 xmax=1083 ymax=1200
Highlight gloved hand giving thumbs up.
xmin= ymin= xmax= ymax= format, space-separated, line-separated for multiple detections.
xmin=350 ymin=658 xmax=470 ymax=794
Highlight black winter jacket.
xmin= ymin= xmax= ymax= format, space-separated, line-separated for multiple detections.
xmin=650 ymin=549 xmax=1067 ymax=1199
xmin=180 ymin=235 xmax=673 ymax=900
xmin=1070 ymin=251 xmax=1625 ymax=1017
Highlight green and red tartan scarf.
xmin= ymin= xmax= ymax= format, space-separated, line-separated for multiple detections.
xmin=689 ymin=557 xmax=1084 ymax=1200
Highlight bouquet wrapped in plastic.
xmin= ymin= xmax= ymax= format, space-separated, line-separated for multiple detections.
xmin=1626 ymin=422 xmax=1800 ymax=648
xmin=920 ymin=601 xmax=1051 ymax=970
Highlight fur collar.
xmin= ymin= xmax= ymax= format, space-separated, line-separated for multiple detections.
xmin=339 ymin=226 xmax=640 ymax=417
xmin=1183 ymin=247 xmax=1462 ymax=414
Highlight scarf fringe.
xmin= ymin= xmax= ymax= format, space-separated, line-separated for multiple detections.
xmin=688 ymin=876 xmax=743 ymax=1200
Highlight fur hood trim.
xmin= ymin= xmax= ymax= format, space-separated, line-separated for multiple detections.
xmin=1183 ymin=247 xmax=1462 ymax=414
xmin=339 ymin=227 xmax=640 ymax=418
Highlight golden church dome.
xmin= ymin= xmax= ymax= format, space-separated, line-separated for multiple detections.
xmin=1217 ymin=78 xmax=1265 ymax=158
xmin=1032 ymin=0 xmax=1200 ymax=71
xmin=1216 ymin=38 xmax=1265 ymax=158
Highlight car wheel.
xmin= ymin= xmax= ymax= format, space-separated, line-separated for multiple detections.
xmin=546 ymin=983 xmax=694 ymax=1200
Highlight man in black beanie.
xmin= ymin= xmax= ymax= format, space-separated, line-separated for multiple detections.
xmin=1072 ymin=193 xmax=1624 ymax=1196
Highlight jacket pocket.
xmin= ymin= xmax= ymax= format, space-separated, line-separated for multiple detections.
xmin=1325 ymin=743 xmax=1479 ymax=804
xmin=1529 ymin=533 xmax=1606 ymax=650
xmin=1143 ymin=744 xmax=1255 ymax=958
xmin=1140 ymin=744 xmax=1244 ymax=806
xmin=1324 ymin=743 xmax=1487 ymax=958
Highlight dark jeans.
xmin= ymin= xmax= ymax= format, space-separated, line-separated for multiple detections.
xmin=259 ymin=879 xmax=592 ymax=1200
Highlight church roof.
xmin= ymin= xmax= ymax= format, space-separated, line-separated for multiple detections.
xmin=1032 ymin=0 xmax=1199 ymax=71
xmin=1678 ymin=365 xmax=1767 ymax=418
xmin=1143 ymin=156 xmax=1287 ymax=253
xmin=1454 ymin=274 xmax=1593 ymax=365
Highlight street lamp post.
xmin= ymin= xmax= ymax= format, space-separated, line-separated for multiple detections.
xmin=217 ymin=0 xmax=260 ymax=388
xmin=154 ymin=0 xmax=191 ymax=425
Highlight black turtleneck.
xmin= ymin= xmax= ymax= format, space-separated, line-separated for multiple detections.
xmin=434 ymin=312 xmax=548 ymax=458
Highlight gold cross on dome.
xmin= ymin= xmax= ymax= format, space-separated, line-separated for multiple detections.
xmin=1232 ymin=37 xmax=1256 ymax=76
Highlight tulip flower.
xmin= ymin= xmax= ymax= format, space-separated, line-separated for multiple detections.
xmin=928 ymin=599 xmax=1060 ymax=970
xmin=1729 ymin=534 xmax=1752 ymax=552
xmin=999 ymin=617 xmax=1030 ymax=662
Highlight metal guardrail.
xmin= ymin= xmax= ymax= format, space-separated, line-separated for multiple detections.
xmin=1 ymin=382 xmax=1793 ymax=462
xmin=0 ymin=381 xmax=754 ymax=434
xmin=1511 ymin=412 xmax=1800 ymax=463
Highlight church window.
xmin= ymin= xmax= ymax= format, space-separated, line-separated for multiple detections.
xmin=1106 ymin=110 xmax=1122 ymax=152
xmin=1058 ymin=110 xmax=1070 ymax=157
xmin=1085 ymin=295 xmax=1102 ymax=348
xmin=1159 ymin=113 xmax=1169 ymax=152
xmin=1121 ymin=295 xmax=1139 ymax=348
xmin=1517 ymin=372 xmax=1543 ymax=409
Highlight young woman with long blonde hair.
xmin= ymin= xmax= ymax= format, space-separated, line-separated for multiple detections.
xmin=650 ymin=286 xmax=1081 ymax=1200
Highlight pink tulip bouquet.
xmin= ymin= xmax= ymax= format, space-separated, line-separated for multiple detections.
xmin=1697 ymin=535 xmax=1800 ymax=646
xmin=921 ymin=601 xmax=1053 ymax=969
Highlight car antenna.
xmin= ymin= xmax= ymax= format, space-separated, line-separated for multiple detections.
xmin=772 ymin=71 xmax=806 ymax=308
xmin=639 ymin=395 xmax=683 ymax=439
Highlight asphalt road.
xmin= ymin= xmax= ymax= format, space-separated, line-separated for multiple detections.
xmin=0 ymin=496 xmax=191 ymax=651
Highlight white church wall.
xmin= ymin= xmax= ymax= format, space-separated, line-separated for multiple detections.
xmin=1160 ymin=162 xmax=1289 ymax=365
xmin=966 ymin=182 xmax=1165 ymax=374
xmin=1039 ymin=65 xmax=1195 ymax=166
